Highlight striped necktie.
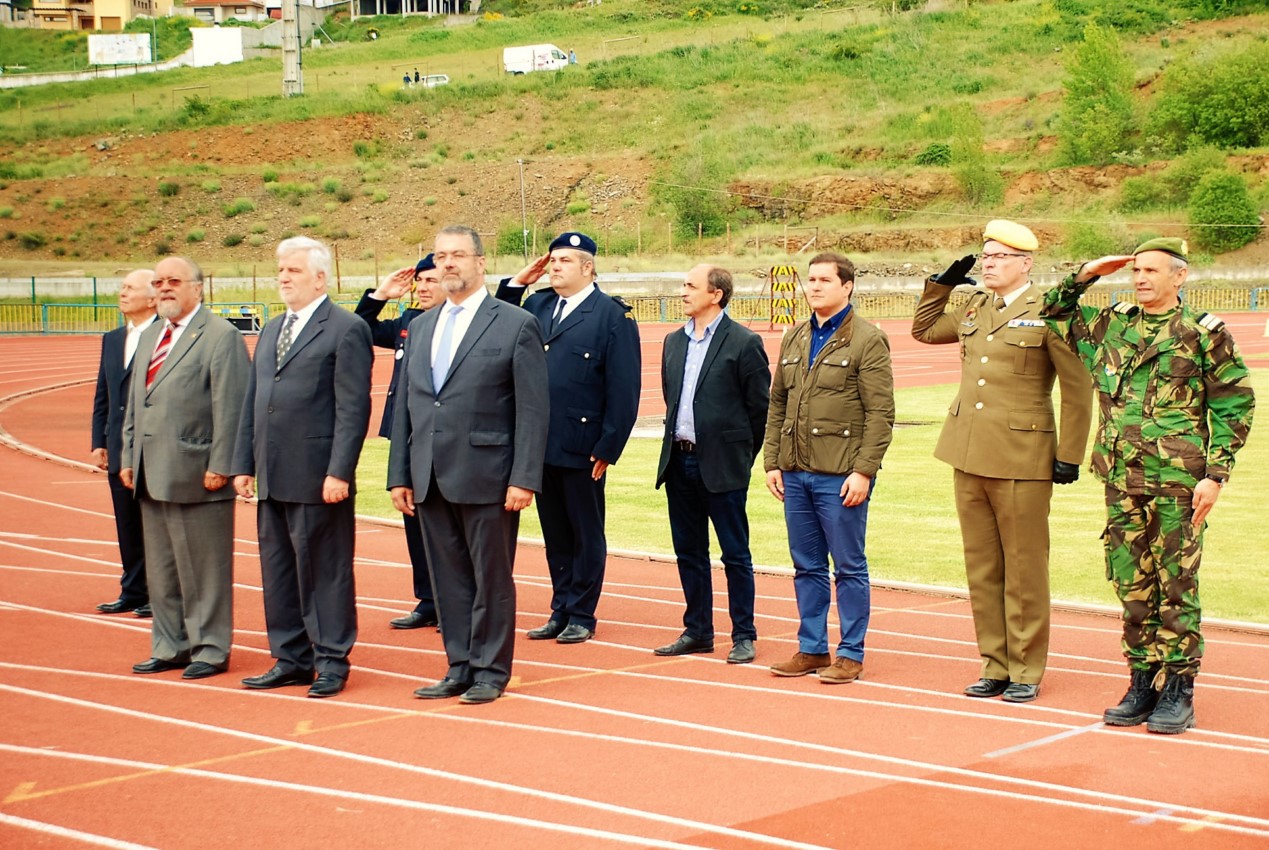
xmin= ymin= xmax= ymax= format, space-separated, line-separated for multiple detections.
xmin=276 ymin=313 xmax=298 ymax=368
xmin=145 ymin=323 xmax=175 ymax=390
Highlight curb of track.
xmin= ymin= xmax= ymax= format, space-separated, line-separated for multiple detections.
xmin=4 ymin=377 xmax=1268 ymax=639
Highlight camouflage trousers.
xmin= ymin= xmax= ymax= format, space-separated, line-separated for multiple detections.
xmin=1103 ymin=487 xmax=1204 ymax=675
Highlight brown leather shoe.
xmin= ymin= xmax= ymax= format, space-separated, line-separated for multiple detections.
xmin=819 ymin=656 xmax=863 ymax=684
xmin=769 ymin=651 xmax=831 ymax=677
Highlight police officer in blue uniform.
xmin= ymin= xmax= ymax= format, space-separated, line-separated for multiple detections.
xmin=355 ymin=254 xmax=444 ymax=630
xmin=497 ymin=232 xmax=642 ymax=644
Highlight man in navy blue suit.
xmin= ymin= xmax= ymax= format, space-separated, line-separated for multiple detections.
xmin=497 ymin=232 xmax=641 ymax=644
xmin=91 ymin=269 xmax=158 ymax=617
xmin=355 ymin=254 xmax=445 ymax=630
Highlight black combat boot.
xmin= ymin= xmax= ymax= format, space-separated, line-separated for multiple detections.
xmin=1102 ymin=665 xmax=1161 ymax=727
xmin=1145 ymin=670 xmax=1195 ymax=735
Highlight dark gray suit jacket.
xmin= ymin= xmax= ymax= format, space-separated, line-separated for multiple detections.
xmin=656 ymin=314 xmax=770 ymax=494
xmin=122 ymin=305 xmax=250 ymax=503
xmin=387 ymin=295 xmax=549 ymax=503
xmin=233 ymin=298 xmax=373 ymax=503
xmin=93 ymin=323 xmax=138 ymax=474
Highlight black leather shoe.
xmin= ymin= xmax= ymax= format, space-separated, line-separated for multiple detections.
xmin=726 ymin=639 xmax=756 ymax=664
xmin=390 ymin=611 xmax=439 ymax=630
xmin=526 ymin=619 xmax=565 ymax=640
xmin=414 ymin=677 xmax=471 ymax=699
xmin=654 ymin=633 xmax=715 ymax=656
xmin=556 ymin=624 xmax=594 ymax=644
xmin=132 ymin=656 xmax=189 ymax=674
xmin=1002 ymin=683 xmax=1040 ymax=703
xmin=242 ymin=665 xmax=316 ymax=690
xmin=964 ymin=678 xmax=1010 ymax=698
xmin=134 ymin=604 xmax=152 ymax=618
xmin=182 ymin=661 xmax=226 ymax=680
xmin=308 ymin=673 xmax=346 ymax=698
xmin=98 ymin=597 xmax=142 ymax=614
xmin=459 ymin=682 xmax=503 ymax=704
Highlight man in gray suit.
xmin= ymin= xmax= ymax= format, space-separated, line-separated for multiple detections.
xmin=121 ymin=256 xmax=250 ymax=681
xmin=388 ymin=225 xmax=549 ymax=705
xmin=234 ymin=237 xmax=373 ymax=699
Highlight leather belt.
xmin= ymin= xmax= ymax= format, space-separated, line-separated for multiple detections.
xmin=674 ymin=440 xmax=696 ymax=453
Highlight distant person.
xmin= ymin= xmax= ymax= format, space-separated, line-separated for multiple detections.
xmin=911 ymin=220 xmax=1092 ymax=705
xmin=91 ymin=269 xmax=157 ymax=619
xmin=653 ymin=264 xmax=769 ymax=665
xmin=764 ymin=252 xmax=894 ymax=684
xmin=355 ymin=254 xmax=445 ymax=630
xmin=403 ymin=73 xmax=411 ymax=89
xmin=414 ymin=69 xmax=420 ymax=84
xmin=389 ymin=225 xmax=549 ymax=705
xmin=568 ymin=49 xmax=577 ymax=65
xmin=1042 ymin=237 xmax=1255 ymax=735
xmin=235 ymin=237 xmax=373 ymax=699
xmin=121 ymin=256 xmax=249 ymax=681
xmin=497 ymin=232 xmax=641 ymax=646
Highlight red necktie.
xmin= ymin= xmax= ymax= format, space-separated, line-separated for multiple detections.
xmin=146 ymin=323 xmax=174 ymax=390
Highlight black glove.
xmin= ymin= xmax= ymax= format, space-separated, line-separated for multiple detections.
xmin=1053 ymin=460 xmax=1080 ymax=485
xmin=932 ymin=254 xmax=977 ymax=287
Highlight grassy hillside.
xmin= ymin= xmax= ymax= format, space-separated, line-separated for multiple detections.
xmin=0 ymin=0 xmax=1266 ymax=271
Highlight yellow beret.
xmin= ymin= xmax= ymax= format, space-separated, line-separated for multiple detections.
xmin=983 ymin=219 xmax=1038 ymax=252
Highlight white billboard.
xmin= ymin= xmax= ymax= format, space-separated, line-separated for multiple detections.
xmin=88 ymin=34 xmax=153 ymax=66
xmin=191 ymin=28 xmax=244 ymax=68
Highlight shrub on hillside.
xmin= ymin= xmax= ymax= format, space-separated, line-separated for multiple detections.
xmin=223 ymin=198 xmax=255 ymax=218
xmin=950 ymin=105 xmax=1001 ymax=207
xmin=1187 ymin=171 xmax=1260 ymax=254
xmin=1150 ymin=43 xmax=1269 ymax=151
xmin=1058 ymin=22 xmax=1135 ymax=165
xmin=223 ymin=233 xmax=246 ymax=247
xmin=496 ymin=222 xmax=531 ymax=258
xmin=158 ymin=182 xmax=180 ymax=198
xmin=914 ymin=143 xmax=951 ymax=166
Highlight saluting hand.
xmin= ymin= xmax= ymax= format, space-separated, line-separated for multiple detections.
xmin=1075 ymin=255 xmax=1134 ymax=284
xmin=512 ymin=254 xmax=551 ymax=286
xmin=373 ymin=267 xmax=416 ymax=301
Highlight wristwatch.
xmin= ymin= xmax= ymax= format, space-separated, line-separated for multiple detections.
xmin=1204 ymin=474 xmax=1226 ymax=487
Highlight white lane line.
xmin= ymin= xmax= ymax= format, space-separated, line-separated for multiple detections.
xmin=983 ymin=723 xmax=1105 ymax=759
xmin=0 ymin=812 xmax=159 ymax=850
xmin=3 ymin=676 xmax=1268 ymax=840
xmin=0 ymin=489 xmax=114 ymax=519
xmin=0 ymin=745 xmax=721 ymax=850
xmin=0 ymin=684 xmax=835 ymax=850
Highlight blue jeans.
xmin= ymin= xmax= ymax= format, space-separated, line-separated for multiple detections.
xmin=665 ymin=450 xmax=756 ymax=642
xmin=782 ymin=470 xmax=872 ymax=661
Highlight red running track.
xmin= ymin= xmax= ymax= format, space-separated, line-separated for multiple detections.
xmin=0 ymin=328 xmax=1266 ymax=850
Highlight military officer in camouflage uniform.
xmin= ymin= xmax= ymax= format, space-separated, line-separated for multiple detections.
xmin=1042 ymin=237 xmax=1255 ymax=735
xmin=913 ymin=220 xmax=1093 ymax=704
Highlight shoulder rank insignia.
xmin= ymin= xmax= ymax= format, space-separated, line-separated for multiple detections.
xmin=1111 ymin=302 xmax=1139 ymax=316
xmin=612 ymin=294 xmax=634 ymax=314
xmin=1197 ymin=312 xmax=1225 ymax=332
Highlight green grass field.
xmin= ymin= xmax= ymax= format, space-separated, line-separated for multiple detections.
xmin=355 ymin=370 xmax=1268 ymax=624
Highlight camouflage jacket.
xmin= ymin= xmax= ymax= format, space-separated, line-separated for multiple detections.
xmin=1041 ymin=274 xmax=1255 ymax=496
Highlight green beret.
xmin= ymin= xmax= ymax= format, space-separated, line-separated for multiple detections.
xmin=1133 ymin=237 xmax=1188 ymax=261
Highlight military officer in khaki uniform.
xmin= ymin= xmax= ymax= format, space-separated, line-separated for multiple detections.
xmin=912 ymin=220 xmax=1092 ymax=703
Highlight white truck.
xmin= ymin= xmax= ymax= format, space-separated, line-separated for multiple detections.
xmin=502 ymin=44 xmax=569 ymax=75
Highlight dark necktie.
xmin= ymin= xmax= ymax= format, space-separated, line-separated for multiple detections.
xmin=276 ymin=313 xmax=298 ymax=367
xmin=550 ymin=297 xmax=566 ymax=334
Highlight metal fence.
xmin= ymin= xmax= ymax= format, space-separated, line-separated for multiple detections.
xmin=2 ymin=287 xmax=1265 ymax=335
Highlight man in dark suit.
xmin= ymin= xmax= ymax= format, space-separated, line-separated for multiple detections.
xmin=355 ymin=254 xmax=444 ymax=630
xmin=653 ymin=265 xmax=770 ymax=664
xmin=234 ymin=236 xmax=373 ymax=699
xmin=121 ymin=256 xmax=250 ymax=681
xmin=497 ymin=232 xmax=641 ymax=645
xmin=92 ymin=269 xmax=157 ymax=618
xmin=388 ymin=225 xmax=549 ymax=705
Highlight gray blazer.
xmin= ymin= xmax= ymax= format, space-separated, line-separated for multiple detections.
xmin=122 ymin=305 xmax=250 ymax=503
xmin=233 ymin=298 xmax=373 ymax=503
xmin=387 ymin=296 xmax=549 ymax=504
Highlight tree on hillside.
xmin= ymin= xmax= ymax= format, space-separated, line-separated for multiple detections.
xmin=1058 ymin=21 xmax=1135 ymax=165
xmin=950 ymin=104 xmax=1001 ymax=207
xmin=1187 ymin=171 xmax=1261 ymax=254
xmin=1149 ymin=42 xmax=1269 ymax=152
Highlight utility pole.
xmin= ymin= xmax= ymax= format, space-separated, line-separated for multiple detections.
xmin=282 ymin=0 xmax=304 ymax=96
xmin=517 ymin=158 xmax=529 ymax=262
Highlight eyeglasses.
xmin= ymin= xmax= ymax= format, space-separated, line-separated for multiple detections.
xmin=980 ymin=253 xmax=1028 ymax=263
xmin=153 ymin=277 xmax=190 ymax=287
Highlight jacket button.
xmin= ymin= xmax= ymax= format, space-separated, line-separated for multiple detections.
xmin=977 ymin=378 xmax=986 ymax=386
xmin=434 ymin=401 xmax=441 ymax=407
xmin=841 ymin=359 xmax=848 ymax=365
xmin=544 ymin=344 xmax=550 ymax=351
xmin=782 ymin=358 xmax=788 ymax=364
xmin=267 ymin=406 xmax=274 ymax=413
xmin=843 ymin=429 xmax=850 ymax=436
xmin=274 ymin=376 xmax=280 ymax=382
xmin=812 ymin=427 xmax=819 ymax=434
xmin=980 ymin=356 xmax=989 ymax=364
xmin=986 ymin=334 xmax=994 ymax=342
xmin=584 ymin=352 xmax=590 ymax=358
xmin=581 ymin=417 xmax=588 ymax=423
xmin=974 ymin=402 xmax=984 ymax=410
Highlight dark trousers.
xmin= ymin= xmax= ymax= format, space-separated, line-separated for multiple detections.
xmin=417 ymin=485 xmax=519 ymax=689
xmin=537 ymin=463 xmax=606 ymax=631
xmin=107 ymin=471 xmax=148 ymax=604
xmin=665 ymin=450 xmax=756 ymax=642
xmin=401 ymin=507 xmax=436 ymax=618
xmin=257 ymin=498 xmax=359 ymax=679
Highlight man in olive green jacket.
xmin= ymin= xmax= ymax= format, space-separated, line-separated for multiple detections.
xmin=912 ymin=220 xmax=1092 ymax=704
xmin=763 ymin=252 xmax=895 ymax=684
